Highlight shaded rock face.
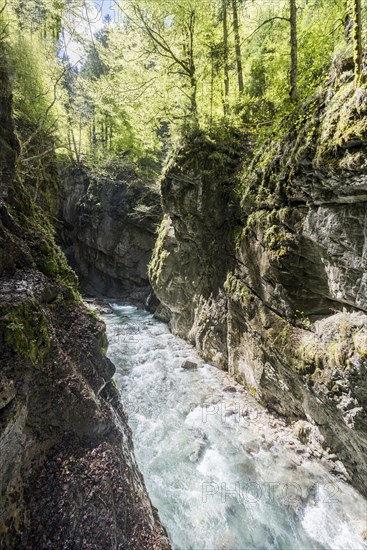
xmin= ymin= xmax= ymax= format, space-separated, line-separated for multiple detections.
xmin=149 ymin=130 xmax=244 ymax=368
xmin=0 ymin=62 xmax=170 ymax=549
xmin=150 ymin=79 xmax=367 ymax=496
xmin=57 ymin=165 xmax=162 ymax=303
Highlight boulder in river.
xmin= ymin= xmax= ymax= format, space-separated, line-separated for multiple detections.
xmin=224 ymin=385 xmax=237 ymax=393
xmin=181 ymin=360 xmax=198 ymax=370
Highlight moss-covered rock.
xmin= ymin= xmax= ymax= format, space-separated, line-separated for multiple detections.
xmin=0 ymin=50 xmax=170 ymax=549
xmin=2 ymin=299 xmax=51 ymax=366
xmin=150 ymin=65 xmax=367 ymax=497
xmin=149 ymin=126 xmax=245 ymax=362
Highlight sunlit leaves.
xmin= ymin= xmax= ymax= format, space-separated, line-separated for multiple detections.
xmin=2 ymin=0 xmax=356 ymax=167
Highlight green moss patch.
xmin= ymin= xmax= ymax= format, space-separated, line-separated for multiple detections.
xmin=2 ymin=300 xmax=52 ymax=366
xmin=149 ymin=215 xmax=170 ymax=286
xmin=224 ymin=272 xmax=253 ymax=307
xmin=8 ymin=175 xmax=79 ymax=301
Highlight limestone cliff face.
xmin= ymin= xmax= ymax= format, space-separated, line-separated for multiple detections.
xmin=150 ymin=129 xmax=245 ymax=364
xmin=0 ymin=59 xmax=169 ymax=548
xmin=150 ymin=70 xmax=367 ymax=495
xmin=57 ymin=165 xmax=161 ymax=303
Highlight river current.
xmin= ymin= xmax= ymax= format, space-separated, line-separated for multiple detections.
xmin=102 ymin=302 xmax=367 ymax=550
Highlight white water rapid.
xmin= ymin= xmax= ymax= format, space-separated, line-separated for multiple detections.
xmin=103 ymin=303 xmax=367 ymax=550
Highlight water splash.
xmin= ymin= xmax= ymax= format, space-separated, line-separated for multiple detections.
xmin=103 ymin=303 xmax=367 ymax=550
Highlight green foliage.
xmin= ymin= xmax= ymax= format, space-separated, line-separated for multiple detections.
xmin=9 ymin=173 xmax=80 ymax=300
xmin=3 ymin=0 xmax=364 ymax=174
xmin=4 ymin=1 xmax=69 ymax=138
xmin=149 ymin=215 xmax=170 ymax=285
xmin=247 ymin=385 xmax=257 ymax=398
xmin=244 ymin=208 xmax=292 ymax=261
xmin=224 ymin=272 xmax=252 ymax=306
xmin=353 ymin=328 xmax=367 ymax=357
xmin=316 ymin=80 xmax=367 ymax=163
xmin=3 ymin=300 xmax=51 ymax=366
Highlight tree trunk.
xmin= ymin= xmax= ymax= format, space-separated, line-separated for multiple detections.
xmin=351 ymin=0 xmax=363 ymax=81
xmin=92 ymin=110 xmax=97 ymax=147
xmin=68 ymin=123 xmax=79 ymax=162
xmin=134 ymin=4 xmax=198 ymax=119
xmin=232 ymin=0 xmax=244 ymax=95
xmin=188 ymin=10 xmax=198 ymax=118
xmin=210 ymin=49 xmax=214 ymax=125
xmin=223 ymin=0 xmax=230 ymax=112
xmin=290 ymin=0 xmax=298 ymax=102
xmin=105 ymin=114 xmax=108 ymax=148
xmin=78 ymin=118 xmax=82 ymax=159
xmin=189 ymin=74 xmax=197 ymax=116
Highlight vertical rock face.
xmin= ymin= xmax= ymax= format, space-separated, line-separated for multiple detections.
xmin=150 ymin=73 xmax=367 ymax=496
xmin=0 ymin=60 xmax=170 ymax=548
xmin=57 ymin=165 xmax=162 ymax=303
xmin=149 ymin=129 xmax=245 ymax=367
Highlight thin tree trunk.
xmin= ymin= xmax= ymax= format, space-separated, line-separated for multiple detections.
xmin=290 ymin=0 xmax=298 ymax=102
xmin=223 ymin=0 xmax=230 ymax=112
xmin=92 ymin=114 xmax=96 ymax=147
xmin=78 ymin=117 xmax=82 ymax=159
xmin=210 ymin=50 xmax=214 ymax=125
xmin=188 ymin=10 xmax=198 ymax=118
xmin=134 ymin=4 xmax=198 ymax=119
xmin=232 ymin=0 xmax=244 ymax=95
xmin=68 ymin=123 xmax=79 ymax=162
xmin=190 ymin=74 xmax=197 ymax=116
xmin=67 ymin=128 xmax=73 ymax=159
xmin=351 ymin=0 xmax=363 ymax=81
xmin=105 ymin=114 xmax=108 ymax=148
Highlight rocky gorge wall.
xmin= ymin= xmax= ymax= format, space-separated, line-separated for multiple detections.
xmin=0 ymin=53 xmax=169 ymax=548
xmin=57 ymin=164 xmax=161 ymax=303
xmin=150 ymin=69 xmax=367 ymax=496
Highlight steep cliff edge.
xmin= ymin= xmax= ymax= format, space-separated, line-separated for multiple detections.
xmin=57 ymin=164 xmax=161 ymax=303
xmin=150 ymin=67 xmax=367 ymax=495
xmin=0 ymin=57 xmax=169 ymax=548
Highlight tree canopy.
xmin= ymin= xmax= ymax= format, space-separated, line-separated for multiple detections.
xmin=1 ymin=0 xmax=365 ymax=172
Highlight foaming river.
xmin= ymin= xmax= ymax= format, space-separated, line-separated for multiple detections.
xmin=102 ymin=303 xmax=367 ymax=550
